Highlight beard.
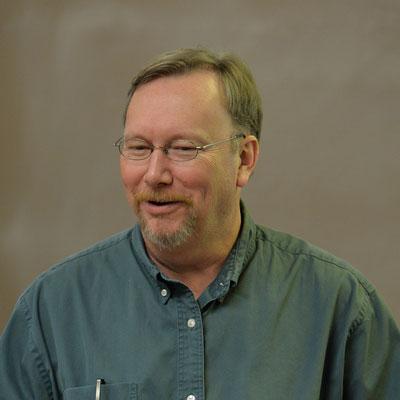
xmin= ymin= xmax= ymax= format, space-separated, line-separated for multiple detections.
xmin=133 ymin=191 xmax=197 ymax=251
xmin=139 ymin=207 xmax=197 ymax=251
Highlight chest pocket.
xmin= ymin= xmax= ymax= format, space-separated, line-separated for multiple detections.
xmin=63 ymin=382 xmax=137 ymax=400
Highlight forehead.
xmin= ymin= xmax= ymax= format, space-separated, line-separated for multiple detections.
xmin=124 ymin=71 xmax=234 ymax=140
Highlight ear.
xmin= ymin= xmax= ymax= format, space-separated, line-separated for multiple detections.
xmin=236 ymin=135 xmax=259 ymax=188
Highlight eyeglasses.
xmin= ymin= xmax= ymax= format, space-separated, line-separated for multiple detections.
xmin=114 ymin=133 xmax=245 ymax=162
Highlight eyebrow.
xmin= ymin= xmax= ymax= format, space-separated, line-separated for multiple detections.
xmin=123 ymin=131 xmax=210 ymax=144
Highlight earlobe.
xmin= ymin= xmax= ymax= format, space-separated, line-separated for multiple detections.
xmin=236 ymin=135 xmax=259 ymax=188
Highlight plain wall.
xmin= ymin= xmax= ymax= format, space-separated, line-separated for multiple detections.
xmin=1 ymin=0 xmax=399 ymax=331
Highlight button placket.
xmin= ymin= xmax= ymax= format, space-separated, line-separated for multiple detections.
xmin=176 ymin=290 xmax=205 ymax=400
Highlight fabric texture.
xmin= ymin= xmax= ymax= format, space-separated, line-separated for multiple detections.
xmin=1 ymin=205 xmax=399 ymax=399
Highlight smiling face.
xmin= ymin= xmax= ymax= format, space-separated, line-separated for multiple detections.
xmin=120 ymin=70 xmax=244 ymax=252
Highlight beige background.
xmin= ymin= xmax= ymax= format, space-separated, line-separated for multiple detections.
xmin=1 ymin=0 xmax=399 ymax=331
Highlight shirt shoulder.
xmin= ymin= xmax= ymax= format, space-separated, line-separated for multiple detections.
xmin=251 ymin=224 xmax=381 ymax=332
xmin=20 ymin=228 xmax=136 ymax=302
xmin=254 ymin=224 xmax=374 ymax=292
xmin=57 ymin=228 xmax=134 ymax=265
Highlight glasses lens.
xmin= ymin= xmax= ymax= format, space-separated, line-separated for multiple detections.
xmin=122 ymin=138 xmax=152 ymax=160
xmin=168 ymin=140 xmax=198 ymax=161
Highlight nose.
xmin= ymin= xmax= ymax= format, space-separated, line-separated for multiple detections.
xmin=143 ymin=148 xmax=173 ymax=188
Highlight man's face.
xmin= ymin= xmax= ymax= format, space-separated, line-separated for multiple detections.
xmin=120 ymin=71 xmax=242 ymax=251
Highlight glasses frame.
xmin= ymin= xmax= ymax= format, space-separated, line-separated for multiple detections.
xmin=114 ymin=133 xmax=246 ymax=162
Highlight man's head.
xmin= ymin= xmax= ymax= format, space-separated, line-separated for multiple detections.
xmin=124 ymin=47 xmax=263 ymax=140
xmin=119 ymin=48 xmax=261 ymax=253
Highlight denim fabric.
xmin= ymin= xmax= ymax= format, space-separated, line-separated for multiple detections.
xmin=1 ymin=205 xmax=399 ymax=399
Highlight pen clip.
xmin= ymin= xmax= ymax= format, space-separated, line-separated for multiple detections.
xmin=95 ymin=378 xmax=105 ymax=400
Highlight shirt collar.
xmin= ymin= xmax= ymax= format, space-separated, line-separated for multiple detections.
xmin=227 ymin=200 xmax=257 ymax=286
xmin=130 ymin=200 xmax=257 ymax=303
xmin=198 ymin=201 xmax=256 ymax=305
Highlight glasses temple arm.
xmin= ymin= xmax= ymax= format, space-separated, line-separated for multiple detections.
xmin=199 ymin=133 xmax=246 ymax=151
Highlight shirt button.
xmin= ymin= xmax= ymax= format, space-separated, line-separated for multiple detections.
xmin=160 ymin=288 xmax=168 ymax=297
xmin=187 ymin=395 xmax=196 ymax=400
xmin=187 ymin=318 xmax=196 ymax=328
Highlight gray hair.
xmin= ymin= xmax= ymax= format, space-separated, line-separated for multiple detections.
xmin=123 ymin=47 xmax=263 ymax=139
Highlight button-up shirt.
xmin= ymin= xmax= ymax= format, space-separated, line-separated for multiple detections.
xmin=1 ymin=205 xmax=399 ymax=399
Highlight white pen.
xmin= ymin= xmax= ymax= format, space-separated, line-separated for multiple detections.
xmin=95 ymin=378 xmax=104 ymax=400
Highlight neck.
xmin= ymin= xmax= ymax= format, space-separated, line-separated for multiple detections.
xmin=143 ymin=205 xmax=242 ymax=299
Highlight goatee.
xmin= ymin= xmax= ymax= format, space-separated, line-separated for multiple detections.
xmin=134 ymin=190 xmax=196 ymax=251
xmin=139 ymin=208 xmax=197 ymax=251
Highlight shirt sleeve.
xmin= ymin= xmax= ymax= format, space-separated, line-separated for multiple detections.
xmin=0 ymin=296 xmax=54 ymax=400
xmin=343 ymin=289 xmax=400 ymax=399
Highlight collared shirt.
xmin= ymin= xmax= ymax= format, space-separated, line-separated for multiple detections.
xmin=1 ymin=205 xmax=399 ymax=399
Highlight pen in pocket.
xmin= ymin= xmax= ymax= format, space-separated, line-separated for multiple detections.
xmin=95 ymin=378 xmax=105 ymax=400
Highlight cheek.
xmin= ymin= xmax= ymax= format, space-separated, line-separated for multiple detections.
xmin=182 ymin=162 xmax=233 ymax=205
xmin=176 ymin=160 xmax=214 ymax=194
xmin=120 ymin=161 xmax=142 ymax=191
xmin=176 ymin=172 xmax=208 ymax=201
xmin=198 ymin=153 xmax=237 ymax=181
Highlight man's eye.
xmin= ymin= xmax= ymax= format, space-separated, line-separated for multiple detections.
xmin=170 ymin=142 xmax=197 ymax=152
xmin=124 ymin=141 xmax=152 ymax=154
xmin=168 ymin=141 xmax=198 ymax=160
xmin=172 ymin=145 xmax=196 ymax=152
xmin=127 ymin=144 xmax=149 ymax=151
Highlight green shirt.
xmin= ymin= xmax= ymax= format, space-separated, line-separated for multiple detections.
xmin=1 ymin=206 xmax=399 ymax=399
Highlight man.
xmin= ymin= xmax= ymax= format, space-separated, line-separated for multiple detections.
xmin=1 ymin=48 xmax=399 ymax=399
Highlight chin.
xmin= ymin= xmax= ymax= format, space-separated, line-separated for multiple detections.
xmin=140 ymin=213 xmax=197 ymax=251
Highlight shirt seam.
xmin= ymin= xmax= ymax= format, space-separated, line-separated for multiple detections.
xmin=39 ymin=230 xmax=133 ymax=277
xmin=256 ymin=228 xmax=374 ymax=295
xmin=19 ymin=296 xmax=54 ymax=400
xmin=347 ymin=287 xmax=376 ymax=339
xmin=256 ymin=227 xmax=377 ymax=339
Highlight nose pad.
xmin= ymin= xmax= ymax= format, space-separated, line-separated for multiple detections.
xmin=143 ymin=148 xmax=173 ymax=187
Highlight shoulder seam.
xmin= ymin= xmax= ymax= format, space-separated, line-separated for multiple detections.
xmin=48 ymin=230 xmax=132 ymax=271
xmin=347 ymin=288 xmax=373 ymax=338
xmin=255 ymin=226 xmax=374 ymax=294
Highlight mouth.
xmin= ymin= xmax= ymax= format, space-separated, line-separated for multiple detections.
xmin=139 ymin=198 xmax=189 ymax=216
xmin=133 ymin=192 xmax=193 ymax=216
xmin=147 ymin=200 xmax=181 ymax=206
